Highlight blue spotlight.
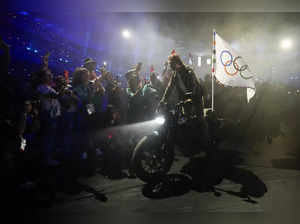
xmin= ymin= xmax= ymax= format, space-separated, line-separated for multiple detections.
xmin=34 ymin=49 xmax=38 ymax=53
xmin=59 ymin=58 xmax=63 ymax=62
xmin=26 ymin=47 xmax=31 ymax=51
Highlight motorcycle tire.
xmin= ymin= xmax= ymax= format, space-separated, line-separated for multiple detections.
xmin=132 ymin=135 xmax=174 ymax=183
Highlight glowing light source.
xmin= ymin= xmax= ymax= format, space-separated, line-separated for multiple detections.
xmin=103 ymin=61 xmax=107 ymax=66
xmin=122 ymin=29 xmax=131 ymax=39
xmin=280 ymin=39 xmax=292 ymax=49
xmin=207 ymin=58 xmax=211 ymax=65
xmin=153 ymin=117 xmax=165 ymax=125
xmin=198 ymin=56 xmax=202 ymax=67
xmin=34 ymin=49 xmax=38 ymax=53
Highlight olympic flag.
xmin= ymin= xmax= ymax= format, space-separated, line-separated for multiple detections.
xmin=212 ymin=31 xmax=256 ymax=103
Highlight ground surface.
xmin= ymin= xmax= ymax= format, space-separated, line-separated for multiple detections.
xmin=17 ymin=132 xmax=300 ymax=224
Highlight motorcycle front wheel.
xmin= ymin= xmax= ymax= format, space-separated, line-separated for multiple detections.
xmin=131 ymin=135 xmax=174 ymax=183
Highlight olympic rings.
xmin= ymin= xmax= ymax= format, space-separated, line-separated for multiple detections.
xmin=220 ymin=50 xmax=233 ymax=66
xmin=220 ymin=51 xmax=253 ymax=80
xmin=233 ymin=56 xmax=253 ymax=79
xmin=233 ymin=56 xmax=248 ymax=72
xmin=224 ymin=60 xmax=238 ymax=76
xmin=239 ymin=73 xmax=253 ymax=80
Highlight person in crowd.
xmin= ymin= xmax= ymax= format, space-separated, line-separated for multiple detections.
xmin=142 ymin=70 xmax=161 ymax=118
xmin=16 ymin=100 xmax=41 ymax=178
xmin=18 ymin=100 xmax=40 ymax=150
xmin=125 ymin=68 xmax=160 ymax=123
xmin=149 ymin=70 xmax=164 ymax=98
xmin=36 ymin=69 xmax=61 ymax=166
xmin=72 ymin=67 xmax=107 ymax=165
xmin=54 ymin=75 xmax=79 ymax=158
xmin=125 ymin=62 xmax=142 ymax=82
xmin=73 ymin=68 xmax=96 ymax=102
xmin=106 ymin=79 xmax=127 ymax=125
xmin=54 ymin=75 xmax=79 ymax=114
xmin=83 ymin=58 xmax=98 ymax=81
xmin=73 ymin=67 xmax=107 ymax=123
xmin=125 ymin=73 xmax=145 ymax=123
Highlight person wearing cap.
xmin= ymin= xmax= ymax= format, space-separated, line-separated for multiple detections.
xmin=83 ymin=58 xmax=98 ymax=81
xmin=124 ymin=62 xmax=142 ymax=81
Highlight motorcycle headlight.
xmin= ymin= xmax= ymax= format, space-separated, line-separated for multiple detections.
xmin=154 ymin=116 xmax=165 ymax=125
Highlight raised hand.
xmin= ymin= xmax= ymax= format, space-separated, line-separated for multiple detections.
xmin=42 ymin=52 xmax=51 ymax=68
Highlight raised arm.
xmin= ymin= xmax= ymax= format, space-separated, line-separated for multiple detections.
xmin=42 ymin=52 xmax=51 ymax=70
xmin=160 ymin=71 xmax=176 ymax=103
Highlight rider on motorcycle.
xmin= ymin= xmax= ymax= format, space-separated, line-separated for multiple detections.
xmin=159 ymin=51 xmax=210 ymax=152
xmin=160 ymin=51 xmax=206 ymax=118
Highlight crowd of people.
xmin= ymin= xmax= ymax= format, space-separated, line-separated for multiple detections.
xmin=0 ymin=37 xmax=182 ymax=201
xmin=0 ymin=35 xmax=296 ymax=206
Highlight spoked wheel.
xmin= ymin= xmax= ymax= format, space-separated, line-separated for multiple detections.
xmin=132 ymin=135 xmax=174 ymax=183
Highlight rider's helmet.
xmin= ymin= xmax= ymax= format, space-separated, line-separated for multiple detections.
xmin=168 ymin=50 xmax=184 ymax=71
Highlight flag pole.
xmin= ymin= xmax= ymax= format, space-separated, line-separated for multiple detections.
xmin=212 ymin=29 xmax=216 ymax=112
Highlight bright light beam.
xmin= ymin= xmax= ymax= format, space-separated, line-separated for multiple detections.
xmin=122 ymin=29 xmax=131 ymax=39
xmin=281 ymin=39 xmax=292 ymax=50
xmin=153 ymin=117 xmax=165 ymax=125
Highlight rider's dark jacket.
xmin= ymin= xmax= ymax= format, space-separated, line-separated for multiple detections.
xmin=161 ymin=65 xmax=205 ymax=117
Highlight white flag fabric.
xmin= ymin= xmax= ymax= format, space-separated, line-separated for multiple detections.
xmin=213 ymin=32 xmax=256 ymax=102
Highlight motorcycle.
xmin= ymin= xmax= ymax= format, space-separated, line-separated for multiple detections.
xmin=130 ymin=92 xmax=220 ymax=182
